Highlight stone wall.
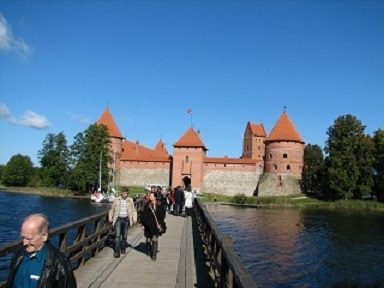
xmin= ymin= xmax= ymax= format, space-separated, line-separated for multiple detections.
xmin=256 ymin=173 xmax=302 ymax=196
xmin=119 ymin=168 xmax=170 ymax=187
xmin=201 ymin=169 xmax=263 ymax=196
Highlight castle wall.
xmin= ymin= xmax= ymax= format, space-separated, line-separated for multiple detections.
xmin=201 ymin=168 xmax=263 ymax=196
xmin=119 ymin=167 xmax=170 ymax=187
xmin=256 ymin=173 xmax=302 ymax=196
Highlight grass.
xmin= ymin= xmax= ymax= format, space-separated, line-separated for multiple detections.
xmin=198 ymin=192 xmax=384 ymax=211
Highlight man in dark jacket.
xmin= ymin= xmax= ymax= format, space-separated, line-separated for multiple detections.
xmin=6 ymin=213 xmax=77 ymax=288
xmin=173 ymin=186 xmax=184 ymax=216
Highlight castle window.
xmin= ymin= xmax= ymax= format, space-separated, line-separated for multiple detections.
xmin=186 ymin=156 xmax=189 ymax=163
xmin=274 ymin=164 xmax=277 ymax=171
xmin=287 ymin=164 xmax=291 ymax=171
xmin=283 ymin=153 xmax=287 ymax=158
xmin=258 ymin=146 xmax=261 ymax=150
xmin=269 ymin=154 xmax=272 ymax=159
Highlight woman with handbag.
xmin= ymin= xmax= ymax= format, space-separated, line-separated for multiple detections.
xmin=140 ymin=191 xmax=166 ymax=261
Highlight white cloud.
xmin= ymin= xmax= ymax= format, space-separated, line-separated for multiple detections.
xmin=67 ymin=112 xmax=91 ymax=124
xmin=0 ymin=103 xmax=51 ymax=129
xmin=0 ymin=13 xmax=31 ymax=59
xmin=0 ymin=103 xmax=11 ymax=119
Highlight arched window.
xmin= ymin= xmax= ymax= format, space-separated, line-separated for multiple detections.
xmin=274 ymin=164 xmax=277 ymax=171
xmin=287 ymin=164 xmax=291 ymax=171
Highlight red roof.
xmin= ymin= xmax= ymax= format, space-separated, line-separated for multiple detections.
xmin=173 ymin=127 xmax=207 ymax=150
xmin=248 ymin=122 xmax=267 ymax=137
xmin=265 ymin=112 xmax=304 ymax=143
xmin=121 ymin=140 xmax=170 ymax=162
xmin=96 ymin=108 xmax=123 ymax=139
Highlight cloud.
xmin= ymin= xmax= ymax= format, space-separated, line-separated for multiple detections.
xmin=0 ymin=103 xmax=11 ymax=119
xmin=0 ymin=103 xmax=51 ymax=129
xmin=0 ymin=13 xmax=31 ymax=59
xmin=67 ymin=112 xmax=91 ymax=124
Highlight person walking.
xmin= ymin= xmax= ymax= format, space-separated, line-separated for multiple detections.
xmin=6 ymin=213 xmax=77 ymax=288
xmin=183 ymin=177 xmax=194 ymax=217
xmin=109 ymin=186 xmax=137 ymax=258
xmin=173 ymin=186 xmax=184 ymax=216
xmin=140 ymin=192 xmax=166 ymax=261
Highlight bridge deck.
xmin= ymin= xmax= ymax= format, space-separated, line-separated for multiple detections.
xmin=74 ymin=212 xmax=211 ymax=288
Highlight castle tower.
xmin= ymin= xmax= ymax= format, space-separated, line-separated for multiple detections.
xmin=172 ymin=128 xmax=207 ymax=190
xmin=96 ymin=108 xmax=125 ymax=185
xmin=256 ymin=110 xmax=305 ymax=196
xmin=242 ymin=121 xmax=267 ymax=160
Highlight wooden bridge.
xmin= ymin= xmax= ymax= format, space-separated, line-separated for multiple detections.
xmin=0 ymin=199 xmax=257 ymax=288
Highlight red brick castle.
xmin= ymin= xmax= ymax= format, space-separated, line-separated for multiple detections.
xmin=97 ymin=108 xmax=305 ymax=196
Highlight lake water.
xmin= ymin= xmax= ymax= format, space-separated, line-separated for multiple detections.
xmin=0 ymin=191 xmax=110 ymax=282
xmin=206 ymin=204 xmax=384 ymax=287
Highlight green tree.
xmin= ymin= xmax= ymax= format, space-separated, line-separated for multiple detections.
xmin=373 ymin=129 xmax=384 ymax=201
xmin=68 ymin=124 xmax=112 ymax=194
xmin=302 ymin=144 xmax=324 ymax=195
xmin=323 ymin=115 xmax=374 ymax=200
xmin=38 ymin=132 xmax=70 ymax=187
xmin=2 ymin=154 xmax=34 ymax=186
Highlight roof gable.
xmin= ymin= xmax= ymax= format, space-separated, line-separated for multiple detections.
xmin=173 ymin=127 xmax=207 ymax=150
xmin=121 ymin=140 xmax=170 ymax=161
xmin=265 ymin=112 xmax=304 ymax=143
xmin=155 ymin=139 xmax=169 ymax=155
xmin=246 ymin=122 xmax=266 ymax=137
xmin=96 ymin=108 xmax=123 ymax=139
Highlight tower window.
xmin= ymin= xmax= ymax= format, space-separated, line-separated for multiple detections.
xmin=287 ymin=164 xmax=291 ymax=171
xmin=274 ymin=164 xmax=277 ymax=171
xmin=269 ymin=154 xmax=273 ymax=159
xmin=186 ymin=156 xmax=189 ymax=163
xmin=283 ymin=153 xmax=287 ymax=158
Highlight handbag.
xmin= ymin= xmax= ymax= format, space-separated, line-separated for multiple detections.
xmin=150 ymin=206 xmax=166 ymax=235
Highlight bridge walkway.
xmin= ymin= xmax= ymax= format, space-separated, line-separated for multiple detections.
xmin=74 ymin=212 xmax=212 ymax=288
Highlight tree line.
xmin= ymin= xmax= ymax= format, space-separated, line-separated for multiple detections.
xmin=0 ymin=124 xmax=112 ymax=195
xmin=0 ymin=114 xmax=383 ymax=200
xmin=301 ymin=115 xmax=384 ymax=201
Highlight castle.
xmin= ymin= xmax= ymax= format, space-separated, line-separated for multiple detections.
xmin=96 ymin=108 xmax=305 ymax=197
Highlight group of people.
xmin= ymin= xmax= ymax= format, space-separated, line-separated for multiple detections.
xmin=5 ymin=178 xmax=194 ymax=287
xmin=145 ymin=177 xmax=195 ymax=217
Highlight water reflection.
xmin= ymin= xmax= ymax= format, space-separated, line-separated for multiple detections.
xmin=206 ymin=204 xmax=384 ymax=288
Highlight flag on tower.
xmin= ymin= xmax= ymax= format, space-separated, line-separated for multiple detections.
xmin=187 ymin=109 xmax=192 ymax=114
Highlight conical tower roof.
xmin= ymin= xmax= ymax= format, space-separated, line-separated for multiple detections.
xmin=96 ymin=108 xmax=124 ymax=139
xmin=173 ymin=127 xmax=207 ymax=150
xmin=265 ymin=111 xmax=304 ymax=143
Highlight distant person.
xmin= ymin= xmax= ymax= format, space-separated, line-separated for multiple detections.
xmin=140 ymin=192 xmax=166 ymax=261
xmin=6 ymin=213 xmax=77 ymax=288
xmin=173 ymin=186 xmax=184 ymax=216
xmin=109 ymin=186 xmax=137 ymax=258
xmin=184 ymin=186 xmax=194 ymax=218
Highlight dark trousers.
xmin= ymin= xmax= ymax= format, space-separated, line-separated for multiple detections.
xmin=174 ymin=203 xmax=182 ymax=215
xmin=114 ymin=217 xmax=129 ymax=254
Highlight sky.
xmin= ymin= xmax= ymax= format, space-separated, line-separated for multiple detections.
xmin=0 ymin=0 xmax=383 ymax=167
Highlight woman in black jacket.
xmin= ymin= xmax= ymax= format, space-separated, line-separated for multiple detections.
xmin=140 ymin=192 xmax=166 ymax=261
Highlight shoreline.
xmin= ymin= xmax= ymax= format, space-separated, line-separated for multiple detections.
xmin=0 ymin=186 xmax=78 ymax=198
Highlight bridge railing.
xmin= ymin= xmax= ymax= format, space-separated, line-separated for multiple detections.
xmin=0 ymin=197 xmax=145 ymax=288
xmin=194 ymin=198 xmax=258 ymax=288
